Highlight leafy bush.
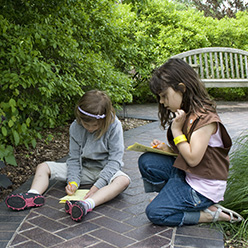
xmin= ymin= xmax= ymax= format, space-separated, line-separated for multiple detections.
xmin=129 ymin=0 xmax=248 ymax=102
xmin=1 ymin=0 xmax=248 ymax=165
xmin=208 ymin=88 xmax=248 ymax=101
xmin=0 ymin=0 xmax=134 ymax=165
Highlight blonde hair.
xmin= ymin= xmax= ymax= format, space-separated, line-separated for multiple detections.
xmin=75 ymin=90 xmax=115 ymax=139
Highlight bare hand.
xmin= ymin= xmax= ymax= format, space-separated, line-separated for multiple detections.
xmin=84 ymin=185 xmax=99 ymax=200
xmin=65 ymin=184 xmax=77 ymax=196
xmin=151 ymin=139 xmax=170 ymax=151
xmin=171 ymin=109 xmax=186 ymax=134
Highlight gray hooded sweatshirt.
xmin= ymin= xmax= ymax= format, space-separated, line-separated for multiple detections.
xmin=66 ymin=116 xmax=124 ymax=189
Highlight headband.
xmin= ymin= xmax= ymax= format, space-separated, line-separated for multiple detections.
xmin=78 ymin=106 xmax=106 ymax=119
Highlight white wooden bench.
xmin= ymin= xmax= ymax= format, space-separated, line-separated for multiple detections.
xmin=171 ymin=47 xmax=248 ymax=88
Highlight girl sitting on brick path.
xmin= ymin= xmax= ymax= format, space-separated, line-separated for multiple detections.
xmin=6 ymin=90 xmax=130 ymax=222
xmin=138 ymin=58 xmax=243 ymax=226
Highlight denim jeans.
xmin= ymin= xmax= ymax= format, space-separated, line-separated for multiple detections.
xmin=138 ymin=152 xmax=214 ymax=226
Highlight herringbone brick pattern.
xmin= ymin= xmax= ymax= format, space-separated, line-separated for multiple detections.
xmin=1 ymin=101 xmax=247 ymax=248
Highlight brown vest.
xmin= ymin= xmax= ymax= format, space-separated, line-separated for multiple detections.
xmin=168 ymin=111 xmax=232 ymax=180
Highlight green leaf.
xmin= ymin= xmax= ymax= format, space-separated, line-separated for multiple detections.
xmin=1 ymin=145 xmax=17 ymax=166
xmin=37 ymin=132 xmax=42 ymax=140
xmin=10 ymin=57 xmax=15 ymax=64
xmin=26 ymin=118 xmax=31 ymax=126
xmin=9 ymin=98 xmax=16 ymax=107
xmin=5 ymin=154 xmax=17 ymax=166
xmin=21 ymin=123 xmax=27 ymax=133
xmin=13 ymin=130 xmax=20 ymax=145
xmin=0 ymin=145 xmax=5 ymax=158
xmin=8 ymin=119 xmax=14 ymax=127
xmin=1 ymin=127 xmax=7 ymax=136
xmin=31 ymin=138 xmax=36 ymax=148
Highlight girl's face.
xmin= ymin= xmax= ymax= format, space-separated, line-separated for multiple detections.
xmin=159 ymin=87 xmax=183 ymax=112
xmin=81 ymin=120 xmax=100 ymax=133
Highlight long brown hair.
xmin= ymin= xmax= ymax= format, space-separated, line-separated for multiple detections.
xmin=150 ymin=58 xmax=216 ymax=129
xmin=75 ymin=90 xmax=115 ymax=139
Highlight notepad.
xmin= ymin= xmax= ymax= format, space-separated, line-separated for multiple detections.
xmin=59 ymin=189 xmax=90 ymax=203
xmin=127 ymin=142 xmax=177 ymax=156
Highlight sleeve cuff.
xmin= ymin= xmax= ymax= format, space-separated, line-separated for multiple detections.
xmin=69 ymin=181 xmax=79 ymax=188
xmin=94 ymin=178 xmax=107 ymax=189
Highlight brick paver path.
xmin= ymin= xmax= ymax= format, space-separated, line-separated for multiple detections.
xmin=1 ymin=101 xmax=248 ymax=248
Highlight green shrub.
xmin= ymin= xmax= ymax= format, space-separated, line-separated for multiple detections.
xmin=0 ymin=0 xmax=134 ymax=165
xmin=1 ymin=0 xmax=248 ymax=165
xmin=129 ymin=0 xmax=248 ymax=103
xmin=208 ymin=88 xmax=248 ymax=101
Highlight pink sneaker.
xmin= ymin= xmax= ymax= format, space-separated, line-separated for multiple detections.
xmin=5 ymin=193 xmax=45 ymax=211
xmin=65 ymin=200 xmax=92 ymax=222
xmin=65 ymin=200 xmax=77 ymax=215
xmin=71 ymin=201 xmax=87 ymax=222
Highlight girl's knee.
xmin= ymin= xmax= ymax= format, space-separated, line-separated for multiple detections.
xmin=36 ymin=162 xmax=51 ymax=175
xmin=138 ymin=153 xmax=152 ymax=172
xmin=113 ymin=175 xmax=130 ymax=190
xmin=120 ymin=175 xmax=130 ymax=189
xmin=146 ymin=203 xmax=181 ymax=226
xmin=138 ymin=153 xmax=148 ymax=166
xmin=146 ymin=204 xmax=162 ymax=225
xmin=146 ymin=202 xmax=172 ymax=226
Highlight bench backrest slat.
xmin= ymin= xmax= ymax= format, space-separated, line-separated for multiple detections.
xmin=210 ymin=52 xmax=214 ymax=79
xmin=194 ymin=54 xmax=197 ymax=66
xmin=199 ymin=54 xmax=204 ymax=77
xmin=171 ymin=47 xmax=248 ymax=87
xmin=188 ymin=56 xmax=192 ymax=65
xmin=204 ymin=53 xmax=209 ymax=78
xmin=240 ymin=54 xmax=244 ymax=78
xmin=225 ymin=52 xmax=230 ymax=78
xmin=215 ymin=52 xmax=219 ymax=78
xmin=230 ymin=53 xmax=235 ymax=78
xmin=245 ymin=56 xmax=248 ymax=77
xmin=219 ymin=52 xmax=224 ymax=78
xmin=234 ymin=53 xmax=239 ymax=78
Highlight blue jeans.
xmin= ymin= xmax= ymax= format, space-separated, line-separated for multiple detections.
xmin=138 ymin=152 xmax=214 ymax=226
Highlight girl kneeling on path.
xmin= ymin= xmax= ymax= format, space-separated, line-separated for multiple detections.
xmin=138 ymin=58 xmax=243 ymax=226
xmin=5 ymin=90 xmax=130 ymax=222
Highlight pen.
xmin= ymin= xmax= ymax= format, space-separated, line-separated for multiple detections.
xmin=152 ymin=142 xmax=165 ymax=148
xmin=68 ymin=182 xmax=72 ymax=187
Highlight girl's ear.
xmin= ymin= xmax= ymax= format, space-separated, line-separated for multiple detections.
xmin=178 ymin=83 xmax=186 ymax=93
